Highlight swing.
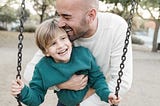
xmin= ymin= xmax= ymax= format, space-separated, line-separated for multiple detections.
xmin=111 ymin=0 xmax=136 ymax=106
xmin=15 ymin=0 xmax=136 ymax=106
xmin=15 ymin=0 xmax=25 ymax=106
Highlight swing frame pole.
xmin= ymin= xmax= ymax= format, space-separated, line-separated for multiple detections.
xmin=111 ymin=0 xmax=136 ymax=106
xmin=15 ymin=0 xmax=25 ymax=106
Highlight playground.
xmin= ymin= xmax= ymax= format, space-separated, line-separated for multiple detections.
xmin=0 ymin=31 xmax=160 ymax=106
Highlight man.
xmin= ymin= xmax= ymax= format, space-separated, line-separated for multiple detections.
xmin=24 ymin=0 xmax=133 ymax=105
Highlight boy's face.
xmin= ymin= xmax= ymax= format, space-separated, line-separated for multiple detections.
xmin=46 ymin=31 xmax=72 ymax=63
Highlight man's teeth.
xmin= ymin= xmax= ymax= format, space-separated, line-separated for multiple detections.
xmin=65 ymin=29 xmax=71 ymax=32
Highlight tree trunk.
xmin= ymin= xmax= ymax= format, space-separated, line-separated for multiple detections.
xmin=152 ymin=20 xmax=160 ymax=52
xmin=40 ymin=3 xmax=47 ymax=23
xmin=40 ymin=14 xmax=43 ymax=23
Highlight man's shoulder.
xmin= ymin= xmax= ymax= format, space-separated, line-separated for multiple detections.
xmin=98 ymin=12 xmax=127 ymax=24
xmin=98 ymin=12 xmax=122 ymax=18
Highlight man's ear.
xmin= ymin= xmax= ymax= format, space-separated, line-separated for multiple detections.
xmin=87 ymin=8 xmax=97 ymax=23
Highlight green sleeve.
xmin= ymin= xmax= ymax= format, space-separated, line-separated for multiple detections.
xmin=20 ymin=67 xmax=47 ymax=106
xmin=87 ymin=50 xmax=111 ymax=103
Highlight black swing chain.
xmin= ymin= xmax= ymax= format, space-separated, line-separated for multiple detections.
xmin=16 ymin=0 xmax=25 ymax=106
xmin=14 ymin=0 xmax=135 ymax=105
xmin=111 ymin=0 xmax=136 ymax=106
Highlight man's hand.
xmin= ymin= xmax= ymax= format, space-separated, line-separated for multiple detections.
xmin=57 ymin=74 xmax=88 ymax=90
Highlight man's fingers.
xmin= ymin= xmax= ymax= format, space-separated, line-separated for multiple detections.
xmin=58 ymin=74 xmax=88 ymax=91
xmin=81 ymin=75 xmax=88 ymax=86
xmin=72 ymin=74 xmax=88 ymax=90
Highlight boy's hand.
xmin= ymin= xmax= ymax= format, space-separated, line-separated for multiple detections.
xmin=108 ymin=93 xmax=121 ymax=105
xmin=11 ymin=79 xmax=24 ymax=97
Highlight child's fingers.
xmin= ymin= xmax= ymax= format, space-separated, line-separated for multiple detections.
xmin=11 ymin=86 xmax=22 ymax=97
xmin=11 ymin=81 xmax=19 ymax=89
xmin=11 ymin=90 xmax=21 ymax=97
xmin=108 ymin=93 xmax=121 ymax=105
xmin=11 ymin=80 xmax=24 ymax=97
xmin=16 ymin=79 xmax=24 ymax=88
xmin=108 ymin=99 xmax=112 ymax=105
xmin=111 ymin=97 xmax=121 ymax=105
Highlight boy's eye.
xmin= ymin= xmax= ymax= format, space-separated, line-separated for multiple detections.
xmin=52 ymin=42 xmax=56 ymax=45
xmin=60 ymin=36 xmax=67 ymax=40
xmin=62 ymin=37 xmax=66 ymax=39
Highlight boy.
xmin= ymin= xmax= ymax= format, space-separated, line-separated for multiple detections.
xmin=11 ymin=19 xmax=120 ymax=106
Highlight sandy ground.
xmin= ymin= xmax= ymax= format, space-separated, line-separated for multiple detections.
xmin=0 ymin=31 xmax=160 ymax=106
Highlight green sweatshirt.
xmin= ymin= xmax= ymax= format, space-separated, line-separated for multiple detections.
xmin=20 ymin=46 xmax=110 ymax=106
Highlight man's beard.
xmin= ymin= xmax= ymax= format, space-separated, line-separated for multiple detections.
xmin=69 ymin=31 xmax=87 ymax=42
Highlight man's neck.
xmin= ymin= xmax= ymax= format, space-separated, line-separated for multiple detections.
xmin=83 ymin=17 xmax=98 ymax=38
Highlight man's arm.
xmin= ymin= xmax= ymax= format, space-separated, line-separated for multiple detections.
xmin=24 ymin=50 xmax=44 ymax=83
xmin=107 ymin=22 xmax=133 ymax=96
xmin=57 ymin=74 xmax=88 ymax=90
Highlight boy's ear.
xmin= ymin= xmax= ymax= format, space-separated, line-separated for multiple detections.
xmin=45 ymin=50 xmax=50 ymax=57
xmin=45 ymin=54 xmax=50 ymax=57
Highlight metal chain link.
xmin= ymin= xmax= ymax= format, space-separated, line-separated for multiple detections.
xmin=111 ymin=0 xmax=135 ymax=106
xmin=159 ymin=2 xmax=160 ymax=20
xmin=16 ymin=0 xmax=25 ymax=106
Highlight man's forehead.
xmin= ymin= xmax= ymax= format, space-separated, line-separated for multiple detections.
xmin=56 ymin=9 xmax=72 ymax=16
xmin=56 ymin=0 xmax=84 ymax=10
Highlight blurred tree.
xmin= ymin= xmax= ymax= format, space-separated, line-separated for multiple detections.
xmin=31 ymin=0 xmax=55 ymax=23
xmin=0 ymin=0 xmax=17 ymax=9
xmin=0 ymin=6 xmax=17 ymax=28
xmin=99 ymin=0 xmax=138 ymax=18
xmin=0 ymin=0 xmax=31 ymax=30
xmin=100 ymin=0 xmax=160 ymax=52
xmin=136 ymin=0 xmax=160 ymax=52
xmin=99 ymin=0 xmax=139 ymax=31
xmin=16 ymin=7 xmax=30 ymax=22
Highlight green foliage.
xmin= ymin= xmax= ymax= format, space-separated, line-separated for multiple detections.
xmin=138 ymin=0 xmax=159 ymax=8
xmin=16 ymin=8 xmax=30 ymax=22
xmin=31 ymin=0 xmax=55 ymax=23
xmin=100 ymin=0 xmax=139 ymax=6
xmin=0 ymin=6 xmax=17 ymax=23
xmin=99 ymin=0 xmax=139 ymax=17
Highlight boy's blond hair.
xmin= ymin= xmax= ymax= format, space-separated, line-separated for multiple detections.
xmin=35 ymin=19 xmax=66 ymax=54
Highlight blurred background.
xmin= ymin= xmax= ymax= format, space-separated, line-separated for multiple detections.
xmin=0 ymin=0 xmax=160 ymax=51
xmin=0 ymin=0 xmax=160 ymax=106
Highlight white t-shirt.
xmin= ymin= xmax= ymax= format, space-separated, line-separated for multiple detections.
xmin=24 ymin=12 xmax=133 ymax=106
